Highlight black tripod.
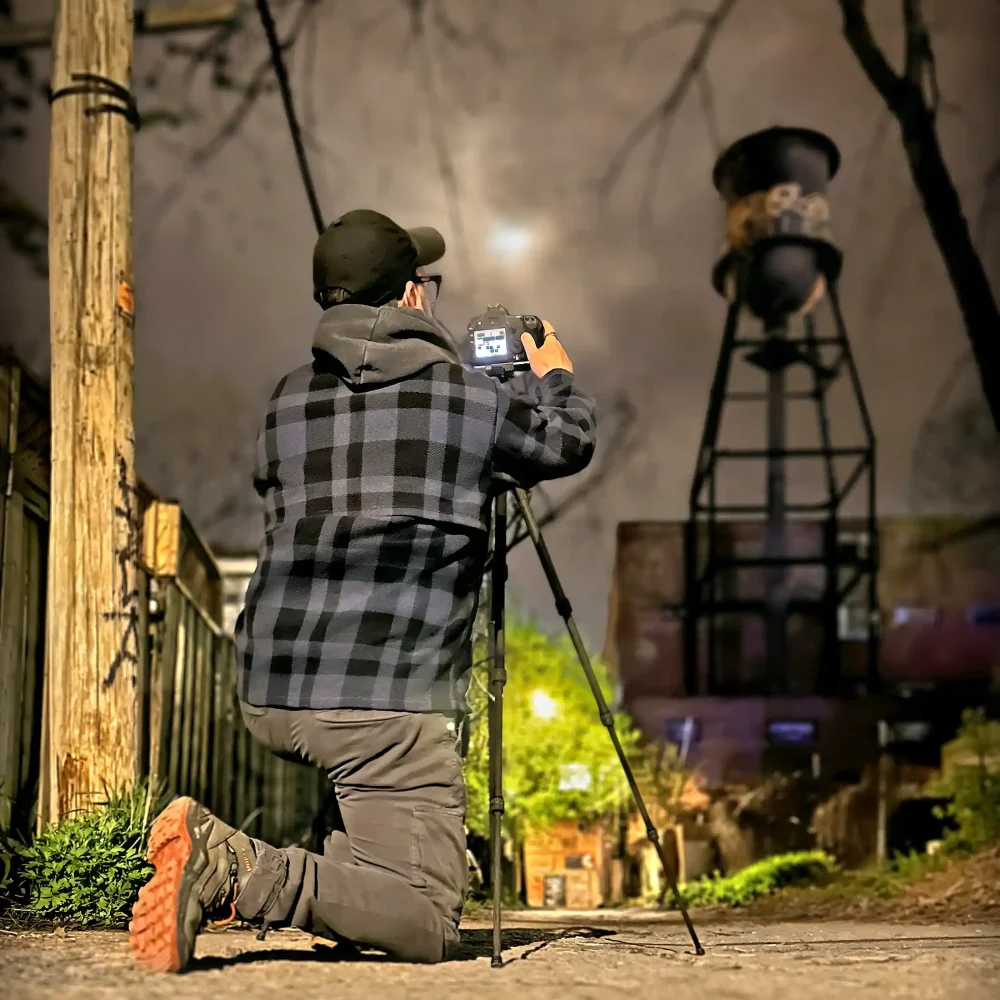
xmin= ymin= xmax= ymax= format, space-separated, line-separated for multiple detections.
xmin=485 ymin=485 xmax=705 ymax=967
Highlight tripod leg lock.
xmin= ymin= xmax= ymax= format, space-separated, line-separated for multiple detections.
xmin=490 ymin=795 xmax=505 ymax=814
xmin=600 ymin=710 xmax=614 ymax=728
xmin=644 ymin=827 xmax=660 ymax=845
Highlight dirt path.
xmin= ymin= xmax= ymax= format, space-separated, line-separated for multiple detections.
xmin=2 ymin=919 xmax=998 ymax=1000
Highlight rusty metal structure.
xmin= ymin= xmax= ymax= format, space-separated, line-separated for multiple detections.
xmin=683 ymin=127 xmax=879 ymax=697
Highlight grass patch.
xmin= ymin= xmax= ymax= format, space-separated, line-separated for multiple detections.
xmin=822 ymin=850 xmax=948 ymax=901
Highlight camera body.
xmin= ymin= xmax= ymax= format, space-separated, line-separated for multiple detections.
xmin=466 ymin=304 xmax=545 ymax=380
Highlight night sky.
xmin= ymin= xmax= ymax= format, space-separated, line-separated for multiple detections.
xmin=2 ymin=0 xmax=998 ymax=650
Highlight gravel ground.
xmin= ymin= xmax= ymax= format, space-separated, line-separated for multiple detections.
xmin=2 ymin=918 xmax=998 ymax=1000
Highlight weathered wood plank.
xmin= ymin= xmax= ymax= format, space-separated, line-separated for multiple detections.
xmin=15 ymin=513 xmax=47 ymax=831
xmin=0 ymin=494 xmax=28 ymax=829
xmin=0 ymin=360 xmax=17 ymax=580
xmin=187 ymin=620 xmax=203 ymax=800
xmin=196 ymin=626 xmax=213 ymax=802
xmin=167 ymin=605 xmax=188 ymax=794
xmin=134 ymin=567 xmax=151 ymax=782
xmin=178 ymin=603 xmax=197 ymax=795
xmin=153 ymin=583 xmax=181 ymax=794
xmin=211 ymin=636 xmax=232 ymax=819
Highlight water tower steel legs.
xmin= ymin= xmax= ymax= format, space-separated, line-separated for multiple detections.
xmin=683 ymin=282 xmax=879 ymax=697
xmin=828 ymin=284 xmax=880 ymax=694
xmin=763 ymin=318 xmax=790 ymax=696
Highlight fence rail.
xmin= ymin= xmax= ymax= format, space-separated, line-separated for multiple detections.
xmin=0 ymin=352 xmax=327 ymax=845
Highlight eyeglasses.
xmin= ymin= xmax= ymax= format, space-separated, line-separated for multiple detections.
xmin=415 ymin=274 xmax=442 ymax=305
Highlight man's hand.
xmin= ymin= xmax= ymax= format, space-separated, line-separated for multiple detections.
xmin=520 ymin=320 xmax=574 ymax=378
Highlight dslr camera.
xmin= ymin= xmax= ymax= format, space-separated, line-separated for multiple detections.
xmin=466 ymin=304 xmax=545 ymax=380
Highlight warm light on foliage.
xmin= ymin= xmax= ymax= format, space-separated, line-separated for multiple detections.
xmin=463 ymin=618 xmax=645 ymax=843
xmin=530 ymin=689 xmax=559 ymax=720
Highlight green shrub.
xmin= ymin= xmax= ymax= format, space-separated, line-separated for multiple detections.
xmin=928 ymin=709 xmax=1000 ymax=855
xmin=0 ymin=828 xmax=19 ymax=911
xmin=665 ymin=850 xmax=839 ymax=909
xmin=5 ymin=783 xmax=163 ymax=928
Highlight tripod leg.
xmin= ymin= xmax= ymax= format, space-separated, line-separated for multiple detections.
xmin=511 ymin=489 xmax=705 ymax=956
xmin=487 ymin=492 xmax=509 ymax=968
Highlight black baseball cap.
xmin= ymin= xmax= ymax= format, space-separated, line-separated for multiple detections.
xmin=312 ymin=209 xmax=446 ymax=306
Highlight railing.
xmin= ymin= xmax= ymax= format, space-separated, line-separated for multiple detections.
xmin=0 ymin=352 xmax=328 ymax=846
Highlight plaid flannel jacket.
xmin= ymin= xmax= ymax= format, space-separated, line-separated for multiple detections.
xmin=235 ymin=340 xmax=597 ymax=713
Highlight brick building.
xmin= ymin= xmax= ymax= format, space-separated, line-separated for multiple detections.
xmin=604 ymin=516 xmax=1000 ymax=788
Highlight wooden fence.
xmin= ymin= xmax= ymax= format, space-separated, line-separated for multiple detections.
xmin=140 ymin=499 xmax=328 ymax=847
xmin=0 ymin=352 xmax=328 ymax=845
xmin=0 ymin=354 xmax=48 ymax=834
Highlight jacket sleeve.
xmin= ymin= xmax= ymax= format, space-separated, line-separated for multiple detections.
xmin=492 ymin=369 xmax=598 ymax=486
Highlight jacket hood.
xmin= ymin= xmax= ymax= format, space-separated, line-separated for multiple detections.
xmin=312 ymin=303 xmax=463 ymax=387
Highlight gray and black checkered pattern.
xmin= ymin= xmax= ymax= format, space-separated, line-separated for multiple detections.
xmin=235 ymin=361 xmax=596 ymax=712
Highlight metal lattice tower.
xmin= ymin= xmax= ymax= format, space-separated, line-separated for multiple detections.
xmin=682 ymin=127 xmax=880 ymax=698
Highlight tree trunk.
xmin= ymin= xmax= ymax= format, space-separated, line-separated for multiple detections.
xmin=838 ymin=0 xmax=1000 ymax=435
xmin=41 ymin=0 xmax=139 ymax=829
xmin=898 ymin=95 xmax=1000 ymax=433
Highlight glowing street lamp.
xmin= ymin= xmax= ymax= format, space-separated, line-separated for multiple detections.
xmin=530 ymin=689 xmax=558 ymax=721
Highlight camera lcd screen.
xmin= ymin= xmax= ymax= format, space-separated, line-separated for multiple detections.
xmin=473 ymin=327 xmax=509 ymax=360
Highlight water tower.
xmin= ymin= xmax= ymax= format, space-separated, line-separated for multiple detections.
xmin=682 ymin=126 xmax=879 ymax=697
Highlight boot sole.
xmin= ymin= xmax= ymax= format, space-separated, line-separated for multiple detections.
xmin=129 ymin=796 xmax=199 ymax=973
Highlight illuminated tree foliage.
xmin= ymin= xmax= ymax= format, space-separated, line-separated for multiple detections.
xmin=462 ymin=617 xmax=644 ymax=844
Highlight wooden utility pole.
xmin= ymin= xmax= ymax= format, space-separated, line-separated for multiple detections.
xmin=25 ymin=1 xmax=242 ymax=830
xmin=40 ymin=0 xmax=140 ymax=829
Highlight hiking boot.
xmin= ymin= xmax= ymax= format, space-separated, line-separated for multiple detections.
xmin=129 ymin=796 xmax=262 ymax=973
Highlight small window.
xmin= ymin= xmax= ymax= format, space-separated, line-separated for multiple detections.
xmin=838 ymin=603 xmax=869 ymax=640
xmin=766 ymin=720 xmax=818 ymax=746
xmin=967 ymin=604 xmax=1000 ymax=626
xmin=893 ymin=606 xmax=939 ymax=627
xmin=664 ymin=718 xmax=701 ymax=748
xmin=890 ymin=721 xmax=933 ymax=743
xmin=838 ymin=530 xmax=870 ymax=561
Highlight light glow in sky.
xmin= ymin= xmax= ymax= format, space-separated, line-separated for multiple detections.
xmin=486 ymin=223 xmax=533 ymax=262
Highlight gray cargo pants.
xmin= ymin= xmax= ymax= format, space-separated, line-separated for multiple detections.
xmin=234 ymin=704 xmax=469 ymax=963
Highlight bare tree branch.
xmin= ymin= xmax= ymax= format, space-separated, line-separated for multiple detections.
xmin=909 ymin=345 xmax=1000 ymax=514
xmin=508 ymin=394 xmax=638 ymax=548
xmin=406 ymin=0 xmax=477 ymax=294
xmin=838 ymin=0 xmax=904 ymax=107
xmin=838 ymin=0 xmax=1000 ymax=435
xmin=697 ymin=65 xmax=722 ymax=155
xmin=0 ymin=5 xmax=47 ymax=274
xmin=189 ymin=0 xmax=320 ymax=169
xmin=638 ymin=111 xmax=681 ymax=230
xmin=621 ymin=8 xmax=710 ymax=64
xmin=977 ymin=156 xmax=1000 ymax=245
xmin=846 ymin=106 xmax=893 ymax=250
xmin=902 ymin=0 xmax=939 ymax=113
xmin=142 ymin=0 xmax=322 ymax=239
xmin=598 ymin=0 xmax=739 ymax=212
xmin=431 ymin=0 xmax=505 ymax=64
